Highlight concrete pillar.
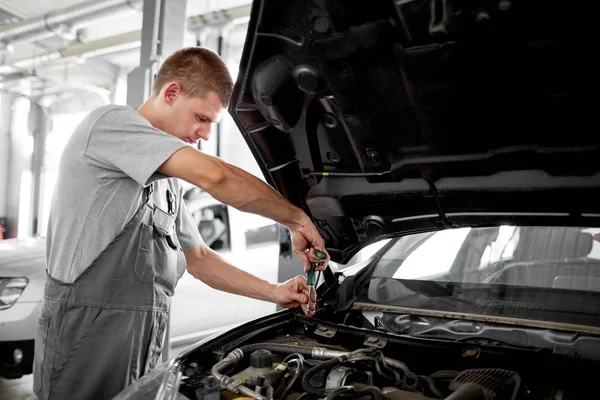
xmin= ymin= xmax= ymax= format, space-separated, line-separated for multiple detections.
xmin=111 ymin=68 xmax=129 ymax=105
xmin=0 ymin=95 xmax=11 ymax=215
xmin=28 ymin=102 xmax=49 ymax=235
xmin=126 ymin=0 xmax=188 ymax=108
xmin=0 ymin=94 xmax=15 ymax=237
xmin=3 ymin=97 xmax=32 ymax=238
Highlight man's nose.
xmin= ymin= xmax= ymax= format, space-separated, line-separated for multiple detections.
xmin=196 ymin=126 xmax=211 ymax=141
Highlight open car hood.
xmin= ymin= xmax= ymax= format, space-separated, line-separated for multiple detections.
xmin=229 ymin=0 xmax=598 ymax=263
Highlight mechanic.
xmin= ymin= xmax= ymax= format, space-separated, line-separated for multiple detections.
xmin=33 ymin=47 xmax=329 ymax=400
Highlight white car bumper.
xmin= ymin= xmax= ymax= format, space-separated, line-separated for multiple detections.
xmin=0 ymin=301 xmax=42 ymax=378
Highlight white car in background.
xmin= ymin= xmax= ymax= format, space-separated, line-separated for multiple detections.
xmin=0 ymin=189 xmax=284 ymax=378
xmin=0 ymin=236 xmax=45 ymax=379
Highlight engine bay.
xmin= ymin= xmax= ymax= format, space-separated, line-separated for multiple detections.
xmin=175 ymin=312 xmax=594 ymax=400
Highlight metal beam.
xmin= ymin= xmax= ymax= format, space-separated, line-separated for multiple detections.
xmin=0 ymin=5 xmax=131 ymax=104
xmin=0 ymin=0 xmax=142 ymax=48
xmin=186 ymin=3 xmax=252 ymax=31
xmin=2 ymin=31 xmax=141 ymax=71
xmin=0 ymin=71 xmax=30 ymax=83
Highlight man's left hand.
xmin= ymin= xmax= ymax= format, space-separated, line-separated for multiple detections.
xmin=271 ymin=275 xmax=317 ymax=317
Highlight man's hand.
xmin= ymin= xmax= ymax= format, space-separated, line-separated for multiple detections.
xmin=271 ymin=275 xmax=317 ymax=317
xmin=290 ymin=216 xmax=330 ymax=272
xmin=594 ymin=233 xmax=600 ymax=243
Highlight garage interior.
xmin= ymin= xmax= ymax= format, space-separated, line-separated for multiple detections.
xmin=2 ymin=0 xmax=600 ymax=399
xmin=0 ymin=0 xmax=262 ymax=398
xmin=0 ymin=0 xmax=258 ymax=242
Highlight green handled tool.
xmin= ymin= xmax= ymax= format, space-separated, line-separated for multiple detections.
xmin=307 ymin=250 xmax=328 ymax=313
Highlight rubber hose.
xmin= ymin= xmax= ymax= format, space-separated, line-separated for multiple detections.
xmin=280 ymin=357 xmax=304 ymax=400
xmin=354 ymin=386 xmax=383 ymax=400
xmin=239 ymin=343 xmax=314 ymax=358
xmin=324 ymin=386 xmax=355 ymax=399
xmin=301 ymin=357 xmax=342 ymax=395
xmin=444 ymin=382 xmax=487 ymax=400
xmin=323 ymin=385 xmax=383 ymax=400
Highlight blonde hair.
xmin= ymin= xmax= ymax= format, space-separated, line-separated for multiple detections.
xmin=152 ymin=47 xmax=233 ymax=106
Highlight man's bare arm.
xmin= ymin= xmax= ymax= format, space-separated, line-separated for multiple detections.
xmin=185 ymin=245 xmax=315 ymax=315
xmin=185 ymin=245 xmax=275 ymax=301
xmin=159 ymin=147 xmax=330 ymax=271
xmin=158 ymin=147 xmax=306 ymax=229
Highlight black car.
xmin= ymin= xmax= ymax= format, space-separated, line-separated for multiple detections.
xmin=113 ymin=0 xmax=600 ymax=399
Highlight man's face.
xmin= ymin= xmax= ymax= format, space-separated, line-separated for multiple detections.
xmin=159 ymin=83 xmax=224 ymax=145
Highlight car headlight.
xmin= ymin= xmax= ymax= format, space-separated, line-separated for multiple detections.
xmin=0 ymin=278 xmax=29 ymax=310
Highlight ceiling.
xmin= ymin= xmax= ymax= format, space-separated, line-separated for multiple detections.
xmin=0 ymin=0 xmax=252 ymax=109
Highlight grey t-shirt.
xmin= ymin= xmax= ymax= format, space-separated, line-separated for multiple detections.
xmin=46 ymin=104 xmax=203 ymax=283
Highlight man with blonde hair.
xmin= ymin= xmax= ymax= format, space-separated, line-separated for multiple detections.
xmin=33 ymin=47 xmax=329 ymax=400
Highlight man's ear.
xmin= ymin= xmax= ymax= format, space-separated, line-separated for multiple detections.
xmin=163 ymin=82 xmax=181 ymax=106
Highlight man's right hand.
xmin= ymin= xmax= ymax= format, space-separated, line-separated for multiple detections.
xmin=289 ymin=215 xmax=330 ymax=272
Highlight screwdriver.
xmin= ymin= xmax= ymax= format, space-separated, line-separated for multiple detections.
xmin=307 ymin=249 xmax=328 ymax=314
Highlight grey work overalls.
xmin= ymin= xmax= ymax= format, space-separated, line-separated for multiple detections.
xmin=33 ymin=183 xmax=186 ymax=400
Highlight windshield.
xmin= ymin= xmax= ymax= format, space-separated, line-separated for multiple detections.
xmin=354 ymin=225 xmax=600 ymax=328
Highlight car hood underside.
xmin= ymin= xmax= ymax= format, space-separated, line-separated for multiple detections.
xmin=228 ymin=0 xmax=599 ymax=262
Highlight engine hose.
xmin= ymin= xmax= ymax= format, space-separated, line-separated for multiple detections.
xmin=300 ymin=349 xmax=370 ymax=395
xmin=420 ymin=375 xmax=443 ymax=398
xmin=375 ymin=350 xmax=405 ymax=380
xmin=211 ymin=344 xmax=318 ymax=399
xmin=324 ymin=386 xmax=355 ymax=399
xmin=444 ymin=382 xmax=487 ymax=400
xmin=280 ymin=356 xmax=304 ymax=400
xmin=323 ymin=385 xmax=383 ymax=400
xmin=301 ymin=357 xmax=342 ymax=395
xmin=353 ymin=386 xmax=383 ymax=400
xmin=238 ymin=343 xmax=409 ymax=374
xmin=379 ymin=357 xmax=409 ymax=375
xmin=239 ymin=343 xmax=314 ymax=358
xmin=350 ymin=356 xmax=401 ymax=384
xmin=210 ymin=350 xmax=266 ymax=400
xmin=212 ymin=344 xmax=410 ymax=399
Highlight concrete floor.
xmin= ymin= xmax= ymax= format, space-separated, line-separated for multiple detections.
xmin=0 ymin=374 xmax=35 ymax=400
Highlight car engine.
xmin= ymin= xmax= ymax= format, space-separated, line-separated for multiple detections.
xmin=179 ymin=341 xmax=567 ymax=400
